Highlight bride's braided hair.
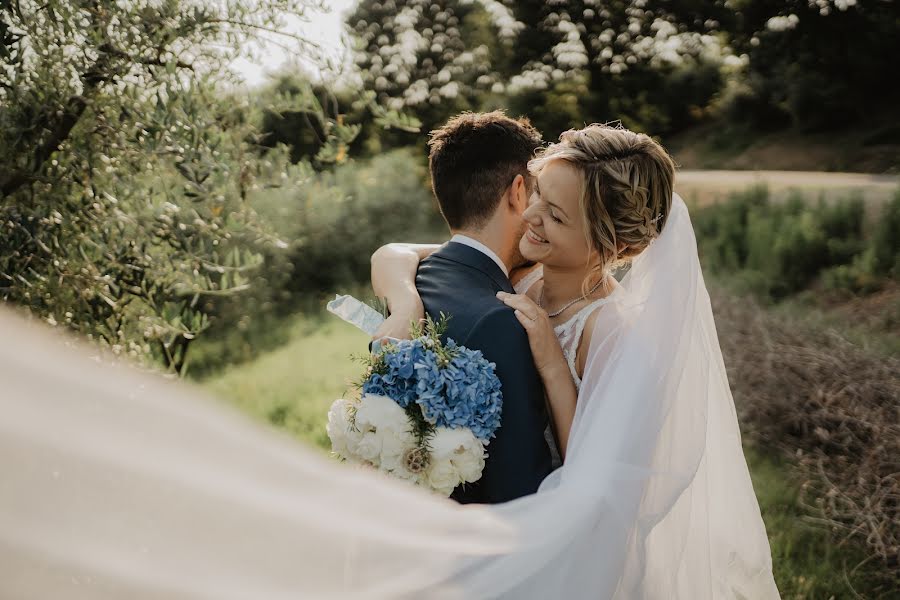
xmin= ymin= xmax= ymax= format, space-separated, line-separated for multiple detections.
xmin=529 ymin=124 xmax=675 ymax=293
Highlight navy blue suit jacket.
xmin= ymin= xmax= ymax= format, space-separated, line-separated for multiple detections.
xmin=416 ymin=242 xmax=553 ymax=504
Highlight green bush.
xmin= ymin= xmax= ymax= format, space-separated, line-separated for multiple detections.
xmin=822 ymin=191 xmax=900 ymax=294
xmin=189 ymin=148 xmax=445 ymax=376
xmin=276 ymin=148 xmax=444 ymax=295
xmin=693 ymin=186 xmax=878 ymax=300
xmin=692 ymin=185 xmax=769 ymax=274
xmin=866 ymin=190 xmax=900 ymax=278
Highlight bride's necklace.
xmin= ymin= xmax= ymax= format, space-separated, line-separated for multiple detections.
xmin=539 ymin=277 xmax=605 ymax=318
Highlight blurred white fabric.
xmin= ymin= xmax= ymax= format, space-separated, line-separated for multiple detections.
xmin=0 ymin=194 xmax=779 ymax=599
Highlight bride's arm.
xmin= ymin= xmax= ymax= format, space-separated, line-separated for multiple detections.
xmin=370 ymin=243 xmax=440 ymax=340
xmin=496 ymin=292 xmax=577 ymax=460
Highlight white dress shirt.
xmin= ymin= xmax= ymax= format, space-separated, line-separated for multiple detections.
xmin=449 ymin=234 xmax=509 ymax=277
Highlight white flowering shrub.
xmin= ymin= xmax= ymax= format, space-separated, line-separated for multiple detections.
xmin=347 ymin=0 xmax=898 ymax=137
xmin=348 ymin=0 xmax=521 ymax=130
xmin=348 ymin=0 xmax=734 ymax=136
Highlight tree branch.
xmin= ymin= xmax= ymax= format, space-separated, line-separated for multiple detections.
xmin=0 ymin=93 xmax=88 ymax=199
xmin=0 ymin=42 xmax=125 ymax=200
xmin=203 ymin=18 xmax=323 ymax=52
xmin=99 ymin=42 xmax=194 ymax=71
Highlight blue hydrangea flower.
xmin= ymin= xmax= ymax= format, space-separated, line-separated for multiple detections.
xmin=362 ymin=336 xmax=503 ymax=442
xmin=419 ymin=346 xmax=503 ymax=441
xmin=362 ymin=339 xmax=427 ymax=408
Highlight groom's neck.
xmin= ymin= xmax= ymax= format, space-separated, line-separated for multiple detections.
xmin=451 ymin=223 xmax=513 ymax=271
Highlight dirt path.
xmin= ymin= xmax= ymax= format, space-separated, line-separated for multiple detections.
xmin=676 ymin=170 xmax=898 ymax=208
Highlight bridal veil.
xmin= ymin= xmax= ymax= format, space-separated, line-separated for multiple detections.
xmin=0 ymin=195 xmax=779 ymax=598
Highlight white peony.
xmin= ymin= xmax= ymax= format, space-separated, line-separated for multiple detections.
xmin=426 ymin=456 xmax=461 ymax=497
xmin=354 ymin=430 xmax=384 ymax=465
xmin=354 ymin=394 xmax=409 ymax=431
xmin=430 ymin=427 xmax=486 ymax=485
xmin=358 ymin=394 xmax=417 ymax=469
xmin=331 ymin=394 xmax=419 ymax=472
xmin=379 ymin=428 xmax=416 ymax=472
xmin=326 ymin=398 xmax=355 ymax=459
xmin=328 ymin=395 xmax=486 ymax=494
xmin=452 ymin=444 xmax=487 ymax=484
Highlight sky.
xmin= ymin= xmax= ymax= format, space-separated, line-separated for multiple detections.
xmin=229 ymin=0 xmax=357 ymax=87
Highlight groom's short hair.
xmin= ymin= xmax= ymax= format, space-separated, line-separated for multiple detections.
xmin=428 ymin=111 xmax=542 ymax=230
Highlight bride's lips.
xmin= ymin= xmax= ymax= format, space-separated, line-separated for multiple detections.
xmin=525 ymin=228 xmax=549 ymax=244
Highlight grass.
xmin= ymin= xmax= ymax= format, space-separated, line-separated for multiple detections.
xmin=771 ymin=287 xmax=900 ymax=359
xmin=709 ymin=275 xmax=900 ymax=359
xmin=206 ymin=310 xmax=896 ymax=598
xmin=745 ymin=449 xmax=898 ymax=599
xmin=205 ymin=313 xmax=369 ymax=451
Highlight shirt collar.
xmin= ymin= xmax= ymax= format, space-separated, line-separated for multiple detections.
xmin=449 ymin=234 xmax=509 ymax=277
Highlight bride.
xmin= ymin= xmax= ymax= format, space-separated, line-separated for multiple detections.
xmin=0 ymin=122 xmax=779 ymax=599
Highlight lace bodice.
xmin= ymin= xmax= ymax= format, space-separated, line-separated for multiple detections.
xmin=552 ymin=300 xmax=611 ymax=390
xmin=513 ymin=266 xmax=611 ymax=391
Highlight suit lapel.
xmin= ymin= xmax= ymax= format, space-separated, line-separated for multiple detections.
xmin=435 ymin=242 xmax=515 ymax=294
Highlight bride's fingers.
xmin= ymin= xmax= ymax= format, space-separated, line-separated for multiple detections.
xmin=512 ymin=309 xmax=537 ymax=330
xmin=496 ymin=291 xmax=541 ymax=321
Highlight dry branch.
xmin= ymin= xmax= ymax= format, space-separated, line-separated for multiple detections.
xmin=712 ymin=291 xmax=900 ymax=568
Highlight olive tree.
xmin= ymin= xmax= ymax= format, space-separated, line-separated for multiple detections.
xmin=0 ymin=0 xmax=357 ymax=374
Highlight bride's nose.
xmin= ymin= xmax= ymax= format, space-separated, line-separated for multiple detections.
xmin=522 ymin=195 xmax=540 ymax=223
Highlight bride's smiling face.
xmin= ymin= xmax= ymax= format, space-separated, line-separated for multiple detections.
xmin=519 ymin=160 xmax=597 ymax=268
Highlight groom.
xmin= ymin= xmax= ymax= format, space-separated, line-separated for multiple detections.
xmin=416 ymin=111 xmax=553 ymax=504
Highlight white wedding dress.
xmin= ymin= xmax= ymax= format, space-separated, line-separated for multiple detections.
xmin=0 ymin=194 xmax=780 ymax=599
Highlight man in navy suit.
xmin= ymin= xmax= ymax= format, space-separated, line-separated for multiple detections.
xmin=412 ymin=112 xmax=553 ymax=503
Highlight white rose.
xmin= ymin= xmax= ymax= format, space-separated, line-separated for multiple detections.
xmin=426 ymin=456 xmax=461 ymax=497
xmin=430 ymin=427 xmax=486 ymax=484
xmin=452 ymin=444 xmax=486 ymax=484
xmin=326 ymin=399 xmax=354 ymax=458
xmin=325 ymin=398 xmax=363 ymax=459
xmin=379 ymin=451 xmax=402 ymax=472
xmin=354 ymin=394 xmax=415 ymax=468
xmin=430 ymin=427 xmax=476 ymax=459
xmin=354 ymin=394 xmax=419 ymax=471
xmin=355 ymin=430 xmax=384 ymax=465
xmin=355 ymin=394 xmax=408 ymax=429
xmin=379 ymin=428 xmax=416 ymax=472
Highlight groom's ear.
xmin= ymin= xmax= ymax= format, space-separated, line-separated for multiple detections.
xmin=507 ymin=174 xmax=528 ymax=214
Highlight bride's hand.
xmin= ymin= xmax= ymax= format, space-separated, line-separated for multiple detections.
xmin=372 ymin=299 xmax=425 ymax=341
xmin=496 ymin=292 xmax=567 ymax=377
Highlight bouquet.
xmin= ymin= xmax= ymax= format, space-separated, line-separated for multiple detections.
xmin=326 ymin=316 xmax=503 ymax=496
